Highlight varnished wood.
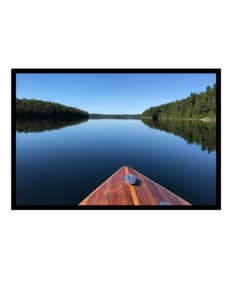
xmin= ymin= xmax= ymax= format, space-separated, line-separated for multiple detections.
xmin=79 ymin=166 xmax=191 ymax=206
xmin=125 ymin=166 xmax=139 ymax=205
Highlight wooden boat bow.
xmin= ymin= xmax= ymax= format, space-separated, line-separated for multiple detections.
xmin=79 ymin=166 xmax=191 ymax=205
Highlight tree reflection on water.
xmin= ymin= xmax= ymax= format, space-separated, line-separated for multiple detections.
xmin=142 ymin=118 xmax=216 ymax=153
xmin=16 ymin=117 xmax=89 ymax=134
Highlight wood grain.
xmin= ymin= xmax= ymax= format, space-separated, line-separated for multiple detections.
xmin=104 ymin=180 xmax=110 ymax=205
xmin=120 ymin=167 xmax=134 ymax=205
xmin=113 ymin=168 xmax=122 ymax=205
xmin=124 ymin=166 xmax=139 ymax=205
xmin=79 ymin=166 xmax=191 ymax=206
xmin=127 ymin=167 xmax=158 ymax=205
xmin=129 ymin=167 xmax=190 ymax=205
xmin=98 ymin=184 xmax=105 ymax=205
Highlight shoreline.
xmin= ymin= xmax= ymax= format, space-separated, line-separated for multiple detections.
xmin=141 ymin=117 xmax=216 ymax=122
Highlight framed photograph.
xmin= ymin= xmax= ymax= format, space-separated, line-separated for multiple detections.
xmin=12 ymin=69 xmax=221 ymax=210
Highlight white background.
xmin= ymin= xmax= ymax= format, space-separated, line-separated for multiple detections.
xmin=0 ymin=1 xmax=231 ymax=300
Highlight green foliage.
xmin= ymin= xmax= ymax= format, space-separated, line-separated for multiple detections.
xmin=141 ymin=118 xmax=216 ymax=154
xmin=141 ymin=84 xmax=216 ymax=120
xmin=16 ymin=98 xmax=89 ymax=118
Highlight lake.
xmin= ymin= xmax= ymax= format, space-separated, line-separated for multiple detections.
xmin=16 ymin=118 xmax=217 ymax=206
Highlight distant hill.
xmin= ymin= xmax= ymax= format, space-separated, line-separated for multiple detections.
xmin=16 ymin=98 xmax=89 ymax=119
xmin=89 ymin=114 xmax=141 ymax=119
xmin=141 ymin=84 xmax=216 ymax=120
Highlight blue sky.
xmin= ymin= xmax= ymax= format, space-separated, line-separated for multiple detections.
xmin=16 ymin=73 xmax=216 ymax=114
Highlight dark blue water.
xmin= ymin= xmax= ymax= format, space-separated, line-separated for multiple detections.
xmin=16 ymin=118 xmax=216 ymax=205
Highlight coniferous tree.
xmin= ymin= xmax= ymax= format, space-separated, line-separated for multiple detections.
xmin=16 ymin=98 xmax=89 ymax=118
xmin=141 ymin=84 xmax=216 ymax=120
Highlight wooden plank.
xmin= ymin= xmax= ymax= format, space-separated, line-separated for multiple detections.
xmin=121 ymin=186 xmax=128 ymax=205
xmin=98 ymin=184 xmax=106 ymax=205
xmin=113 ymin=168 xmax=122 ymax=205
xmin=129 ymin=168 xmax=158 ymax=205
xmin=104 ymin=180 xmax=110 ymax=205
xmin=134 ymin=186 xmax=148 ymax=205
xmin=109 ymin=175 xmax=115 ymax=205
xmin=127 ymin=167 xmax=148 ymax=205
xmin=132 ymin=175 xmax=150 ymax=205
xmin=129 ymin=168 xmax=166 ymax=204
xmin=121 ymin=167 xmax=134 ymax=205
xmin=124 ymin=167 xmax=140 ymax=205
xmin=142 ymin=178 xmax=161 ymax=205
xmin=127 ymin=167 xmax=158 ymax=205
xmin=119 ymin=168 xmax=128 ymax=205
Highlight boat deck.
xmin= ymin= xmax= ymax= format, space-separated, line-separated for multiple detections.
xmin=79 ymin=166 xmax=191 ymax=205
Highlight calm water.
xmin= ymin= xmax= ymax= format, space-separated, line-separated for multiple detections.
xmin=16 ymin=118 xmax=216 ymax=205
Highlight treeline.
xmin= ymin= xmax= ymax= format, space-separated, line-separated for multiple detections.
xmin=89 ymin=114 xmax=141 ymax=119
xmin=16 ymin=116 xmax=88 ymax=134
xmin=142 ymin=118 xmax=216 ymax=153
xmin=141 ymin=84 xmax=216 ymax=120
xmin=16 ymin=98 xmax=89 ymax=118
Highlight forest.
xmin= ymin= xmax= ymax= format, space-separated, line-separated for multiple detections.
xmin=16 ymin=117 xmax=88 ymax=134
xmin=141 ymin=84 xmax=216 ymax=120
xmin=141 ymin=118 xmax=216 ymax=153
xmin=89 ymin=114 xmax=141 ymax=119
xmin=16 ymin=98 xmax=89 ymax=118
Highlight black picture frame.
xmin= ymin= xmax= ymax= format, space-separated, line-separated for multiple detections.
xmin=12 ymin=69 xmax=221 ymax=210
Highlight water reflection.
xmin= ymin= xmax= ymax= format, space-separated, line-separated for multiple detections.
xmin=16 ymin=117 xmax=89 ymax=133
xmin=141 ymin=118 xmax=216 ymax=153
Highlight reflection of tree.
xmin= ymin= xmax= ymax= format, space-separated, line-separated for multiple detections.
xmin=16 ymin=117 xmax=89 ymax=134
xmin=141 ymin=118 xmax=216 ymax=154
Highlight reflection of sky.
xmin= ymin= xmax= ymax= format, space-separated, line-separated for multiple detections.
xmin=16 ymin=73 xmax=216 ymax=114
xmin=16 ymin=119 xmax=216 ymax=206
